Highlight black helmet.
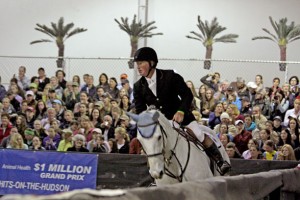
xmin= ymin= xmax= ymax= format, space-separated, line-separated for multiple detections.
xmin=133 ymin=47 xmax=158 ymax=63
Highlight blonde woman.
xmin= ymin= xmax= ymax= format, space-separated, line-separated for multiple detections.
xmin=7 ymin=133 xmax=28 ymax=149
xmin=277 ymin=144 xmax=296 ymax=161
xmin=114 ymin=127 xmax=130 ymax=154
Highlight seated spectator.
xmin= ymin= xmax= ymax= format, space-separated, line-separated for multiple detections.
xmin=242 ymin=139 xmax=258 ymax=159
xmin=216 ymin=122 xmax=233 ymax=142
xmin=119 ymin=94 xmax=132 ymax=112
xmin=80 ymin=75 xmax=96 ymax=98
xmin=30 ymin=136 xmax=45 ymax=150
xmin=25 ymin=107 xmax=36 ymax=129
xmin=208 ymin=103 xmax=224 ymax=129
xmin=249 ymin=145 xmax=263 ymax=160
xmin=129 ymin=137 xmax=142 ymax=154
xmin=257 ymin=128 xmax=271 ymax=153
xmin=277 ymin=128 xmax=294 ymax=149
xmin=74 ymin=103 xmax=89 ymax=121
xmin=0 ymin=76 xmax=7 ymax=102
xmin=200 ymin=88 xmax=216 ymax=119
xmin=100 ymin=115 xmax=115 ymax=142
xmin=24 ymin=128 xmax=35 ymax=149
xmin=108 ymin=138 xmax=118 ymax=153
xmin=240 ymin=97 xmax=252 ymax=115
xmin=49 ymin=76 xmax=63 ymax=99
xmin=277 ymin=144 xmax=296 ymax=161
xmin=287 ymin=117 xmax=300 ymax=148
xmin=226 ymin=142 xmax=242 ymax=159
xmin=192 ymin=110 xmax=203 ymax=125
xmin=67 ymin=134 xmax=89 ymax=152
xmin=226 ymin=104 xmax=244 ymax=124
xmin=1 ymin=97 xmax=17 ymax=118
xmin=25 ymin=90 xmax=37 ymax=108
xmin=220 ymin=134 xmax=231 ymax=148
xmin=213 ymin=112 xmax=235 ymax=134
xmin=65 ymin=82 xmax=80 ymax=110
xmin=119 ymin=114 xmax=137 ymax=140
xmin=7 ymin=132 xmax=28 ymax=150
xmin=0 ymin=113 xmax=13 ymax=144
xmin=283 ymin=97 xmax=300 ymax=127
xmin=92 ymin=135 xmax=109 ymax=153
xmin=262 ymin=140 xmax=278 ymax=160
xmin=87 ymin=128 xmax=102 ymax=152
xmin=43 ymin=126 xmax=61 ymax=150
xmin=273 ymin=116 xmax=284 ymax=134
xmin=265 ymin=120 xmax=279 ymax=145
xmin=233 ymin=120 xmax=252 ymax=154
xmin=33 ymin=119 xmax=47 ymax=142
xmin=252 ymin=105 xmax=268 ymax=129
xmin=37 ymin=67 xmax=50 ymax=92
xmin=15 ymin=115 xmax=27 ymax=137
xmin=79 ymin=115 xmax=94 ymax=142
xmin=56 ymin=69 xmax=67 ymax=89
xmin=0 ymin=127 xmax=18 ymax=148
xmin=60 ymin=110 xmax=75 ymax=129
xmin=269 ymin=90 xmax=289 ymax=121
xmin=34 ymin=100 xmax=47 ymax=120
xmin=244 ymin=114 xmax=256 ymax=132
xmin=57 ymin=128 xmax=73 ymax=152
xmin=114 ymin=127 xmax=130 ymax=154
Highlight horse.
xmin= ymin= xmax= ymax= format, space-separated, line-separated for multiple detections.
xmin=127 ymin=108 xmax=230 ymax=185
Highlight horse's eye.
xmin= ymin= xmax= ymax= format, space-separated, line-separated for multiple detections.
xmin=158 ymin=136 xmax=162 ymax=140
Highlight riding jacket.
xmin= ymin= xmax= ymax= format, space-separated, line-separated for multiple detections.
xmin=133 ymin=69 xmax=195 ymax=126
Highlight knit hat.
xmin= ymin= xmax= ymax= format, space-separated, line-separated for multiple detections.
xmin=220 ymin=112 xmax=230 ymax=120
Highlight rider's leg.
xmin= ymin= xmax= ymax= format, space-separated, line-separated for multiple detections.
xmin=186 ymin=121 xmax=231 ymax=175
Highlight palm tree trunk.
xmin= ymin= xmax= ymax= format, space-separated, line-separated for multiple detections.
xmin=204 ymin=45 xmax=213 ymax=70
xmin=57 ymin=44 xmax=65 ymax=69
xmin=130 ymin=41 xmax=138 ymax=58
xmin=279 ymin=45 xmax=287 ymax=71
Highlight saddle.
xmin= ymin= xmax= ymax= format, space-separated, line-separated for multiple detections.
xmin=174 ymin=127 xmax=204 ymax=150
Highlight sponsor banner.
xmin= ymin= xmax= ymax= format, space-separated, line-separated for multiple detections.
xmin=0 ymin=149 xmax=98 ymax=195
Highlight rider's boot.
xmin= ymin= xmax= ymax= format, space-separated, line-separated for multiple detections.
xmin=202 ymin=135 xmax=231 ymax=175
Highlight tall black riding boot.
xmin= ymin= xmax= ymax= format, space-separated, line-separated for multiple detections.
xmin=202 ymin=135 xmax=231 ymax=175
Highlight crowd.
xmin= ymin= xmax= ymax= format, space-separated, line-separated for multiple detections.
xmin=0 ymin=66 xmax=300 ymax=161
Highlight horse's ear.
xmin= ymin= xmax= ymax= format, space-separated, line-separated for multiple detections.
xmin=126 ymin=112 xmax=139 ymax=122
xmin=152 ymin=111 xmax=159 ymax=121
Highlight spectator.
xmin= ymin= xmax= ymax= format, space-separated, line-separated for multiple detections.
xmin=94 ymin=86 xmax=106 ymax=102
xmin=242 ymin=139 xmax=258 ymax=159
xmin=119 ymin=94 xmax=132 ymax=113
xmin=273 ymin=116 xmax=284 ymax=134
xmin=90 ymin=108 xmax=102 ymax=128
xmin=226 ymin=142 xmax=242 ymax=158
xmin=192 ymin=110 xmax=203 ymax=125
xmin=51 ymin=99 xmax=65 ymax=123
xmin=114 ymin=127 xmax=130 ymax=154
xmin=81 ymin=75 xmax=96 ymax=98
xmin=79 ymin=115 xmax=93 ymax=142
xmin=283 ymin=97 xmax=300 ymax=127
xmin=0 ymin=76 xmax=7 ymax=101
xmin=73 ymin=91 xmax=90 ymax=113
xmin=254 ymin=74 xmax=265 ymax=94
xmin=74 ymin=103 xmax=88 ymax=121
xmin=216 ymin=122 xmax=233 ymax=142
xmin=100 ymin=115 xmax=115 ymax=142
xmin=34 ymin=100 xmax=47 ymax=120
xmin=107 ymin=77 xmax=119 ymax=100
xmin=277 ymin=144 xmax=296 ymax=160
xmin=269 ymin=90 xmax=289 ymax=120
xmin=198 ymin=84 xmax=207 ymax=102
xmin=129 ymin=137 xmax=142 ymax=154
xmin=121 ymin=79 xmax=133 ymax=103
xmin=257 ymin=128 xmax=271 ymax=152
xmin=249 ymin=145 xmax=263 ymax=160
xmin=262 ymin=140 xmax=278 ymax=160
xmin=15 ymin=115 xmax=27 ymax=137
xmin=220 ymin=134 xmax=231 ymax=148
xmin=246 ymin=81 xmax=258 ymax=106
xmin=15 ymin=66 xmax=30 ymax=90
xmin=0 ymin=127 xmax=18 ymax=148
xmin=97 ymin=73 xmax=110 ymax=92
xmin=92 ymin=134 xmax=110 ymax=153
xmin=57 ymin=128 xmax=73 ymax=152
xmin=289 ymin=76 xmax=300 ymax=104
xmin=0 ymin=113 xmax=13 ymax=143
xmin=233 ymin=120 xmax=252 ymax=154
xmin=72 ymin=75 xmax=81 ymax=89
xmin=208 ymin=103 xmax=224 ymax=129
xmin=201 ymin=88 xmax=216 ymax=119
xmin=30 ymin=136 xmax=45 ymax=150
xmin=111 ymin=106 xmax=122 ymax=128
xmin=67 ymin=134 xmax=89 ymax=152
xmin=86 ymin=128 xmax=102 ymax=152
xmin=55 ymin=70 xmax=67 ymax=89
xmin=200 ymin=72 xmax=220 ymax=92
xmin=186 ymin=80 xmax=200 ymax=110
xmin=287 ymin=117 xmax=300 ymax=148
xmin=240 ymin=97 xmax=252 ymax=115
xmin=23 ymin=128 xmax=35 ymax=149
xmin=108 ymin=138 xmax=118 ymax=153
xmin=37 ymin=67 xmax=50 ymax=92
xmin=244 ymin=114 xmax=256 ymax=132
xmin=268 ymin=77 xmax=281 ymax=100
xmin=252 ymin=105 xmax=268 ymax=129
xmin=65 ymin=82 xmax=80 ymax=110
xmin=7 ymin=132 xmax=28 ymax=149
xmin=226 ymin=104 xmax=244 ymax=124
xmin=60 ymin=110 xmax=74 ymax=129
xmin=33 ymin=119 xmax=47 ymax=142
xmin=277 ymin=128 xmax=294 ymax=149
xmin=43 ymin=126 xmax=61 ymax=150
xmin=25 ymin=107 xmax=36 ymax=129
xmin=1 ymin=97 xmax=17 ymax=118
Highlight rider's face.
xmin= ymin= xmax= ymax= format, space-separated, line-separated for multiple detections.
xmin=136 ymin=61 xmax=151 ymax=77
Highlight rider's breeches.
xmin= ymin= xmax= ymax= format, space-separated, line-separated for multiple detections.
xmin=186 ymin=121 xmax=205 ymax=142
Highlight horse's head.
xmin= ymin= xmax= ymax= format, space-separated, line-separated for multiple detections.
xmin=127 ymin=109 xmax=165 ymax=179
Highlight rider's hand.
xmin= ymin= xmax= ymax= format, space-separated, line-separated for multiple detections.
xmin=173 ymin=111 xmax=184 ymax=123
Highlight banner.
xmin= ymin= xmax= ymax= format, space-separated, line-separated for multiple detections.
xmin=0 ymin=149 xmax=98 ymax=195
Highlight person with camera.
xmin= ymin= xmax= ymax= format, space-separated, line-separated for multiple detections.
xmin=200 ymin=72 xmax=220 ymax=92
xmin=269 ymin=90 xmax=289 ymax=121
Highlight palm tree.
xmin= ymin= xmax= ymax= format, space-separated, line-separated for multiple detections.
xmin=30 ymin=17 xmax=87 ymax=69
xmin=252 ymin=16 xmax=300 ymax=71
xmin=186 ymin=16 xmax=239 ymax=70
xmin=115 ymin=14 xmax=163 ymax=68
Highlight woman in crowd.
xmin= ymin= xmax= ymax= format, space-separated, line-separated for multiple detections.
xmin=114 ymin=127 xmax=130 ymax=154
xmin=74 ymin=103 xmax=89 ymax=121
xmin=201 ymin=88 xmax=216 ymax=119
xmin=34 ymin=100 xmax=47 ymax=120
xmin=43 ymin=126 xmax=61 ymax=151
xmin=257 ymin=128 xmax=271 ymax=153
xmin=30 ymin=136 xmax=45 ymax=150
xmin=108 ymin=138 xmax=118 ymax=153
xmin=268 ymin=77 xmax=281 ymax=99
xmin=80 ymin=115 xmax=94 ymax=142
xmin=72 ymin=75 xmax=81 ymax=88
xmin=67 ymin=134 xmax=89 ymax=152
xmin=119 ymin=94 xmax=131 ymax=112
xmin=33 ymin=119 xmax=48 ymax=142
xmin=57 ymin=129 xmax=73 ymax=152
xmin=208 ymin=103 xmax=224 ymax=129
xmin=107 ymin=77 xmax=119 ymax=99
xmin=90 ymin=108 xmax=102 ymax=128
xmin=277 ymin=144 xmax=296 ymax=161
xmin=255 ymin=74 xmax=265 ymax=94
xmin=7 ymin=132 xmax=28 ymax=150
xmin=242 ymin=139 xmax=258 ymax=159
xmin=15 ymin=115 xmax=27 ymax=137
xmin=288 ymin=117 xmax=300 ymax=148
xmin=73 ymin=91 xmax=90 ymax=113
xmin=226 ymin=104 xmax=244 ymax=124
xmin=244 ymin=114 xmax=256 ymax=132
xmin=277 ymin=128 xmax=294 ymax=149
xmin=262 ymin=140 xmax=278 ymax=160
xmin=198 ymin=84 xmax=208 ymax=102
xmin=97 ymin=73 xmax=110 ymax=92
xmin=269 ymin=90 xmax=289 ymax=120
xmin=249 ymin=145 xmax=263 ymax=160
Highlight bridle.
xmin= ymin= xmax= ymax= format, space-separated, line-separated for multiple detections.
xmin=139 ymin=120 xmax=191 ymax=182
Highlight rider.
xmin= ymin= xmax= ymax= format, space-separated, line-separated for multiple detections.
xmin=133 ymin=47 xmax=231 ymax=175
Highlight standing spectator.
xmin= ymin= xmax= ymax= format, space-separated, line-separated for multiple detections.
xmin=37 ymin=67 xmax=50 ymax=92
xmin=56 ymin=70 xmax=67 ymax=89
xmin=233 ymin=120 xmax=252 ymax=154
xmin=255 ymin=74 xmax=265 ymax=94
xmin=15 ymin=66 xmax=30 ymax=90
xmin=81 ymin=75 xmax=96 ymax=98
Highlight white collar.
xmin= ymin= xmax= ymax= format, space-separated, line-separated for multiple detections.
xmin=146 ymin=69 xmax=157 ymax=85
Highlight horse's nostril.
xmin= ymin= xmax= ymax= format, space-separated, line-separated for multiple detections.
xmin=160 ymin=170 xmax=163 ymax=177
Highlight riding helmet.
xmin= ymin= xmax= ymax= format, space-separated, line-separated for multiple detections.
xmin=133 ymin=47 xmax=158 ymax=64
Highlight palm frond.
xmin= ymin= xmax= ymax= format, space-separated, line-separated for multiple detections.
xmin=214 ymin=34 xmax=238 ymax=43
xmin=66 ymin=28 xmax=87 ymax=39
xmin=30 ymin=39 xmax=52 ymax=44
xmin=252 ymin=36 xmax=276 ymax=42
xmin=262 ymin=28 xmax=278 ymax=41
